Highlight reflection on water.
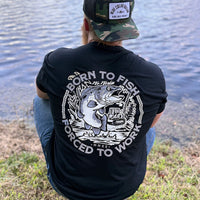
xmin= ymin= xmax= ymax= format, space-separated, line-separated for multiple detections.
xmin=0 ymin=0 xmax=200 ymax=144
xmin=0 ymin=0 xmax=83 ymax=119
xmin=124 ymin=0 xmax=200 ymax=101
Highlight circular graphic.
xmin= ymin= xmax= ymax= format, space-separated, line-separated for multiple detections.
xmin=62 ymin=79 xmax=143 ymax=147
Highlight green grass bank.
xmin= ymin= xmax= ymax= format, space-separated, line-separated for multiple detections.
xmin=0 ymin=141 xmax=199 ymax=200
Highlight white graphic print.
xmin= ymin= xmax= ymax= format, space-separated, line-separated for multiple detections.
xmin=62 ymin=71 xmax=144 ymax=157
xmin=77 ymin=85 xmax=123 ymax=135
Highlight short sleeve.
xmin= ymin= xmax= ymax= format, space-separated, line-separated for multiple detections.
xmin=157 ymin=97 xmax=167 ymax=113
xmin=36 ymin=54 xmax=51 ymax=93
xmin=157 ymin=71 xmax=168 ymax=114
xmin=36 ymin=66 xmax=48 ymax=93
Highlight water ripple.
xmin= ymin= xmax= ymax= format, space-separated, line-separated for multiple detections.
xmin=0 ymin=0 xmax=200 ymax=120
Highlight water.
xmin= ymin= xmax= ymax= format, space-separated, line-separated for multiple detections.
xmin=130 ymin=0 xmax=200 ymax=101
xmin=0 ymin=0 xmax=200 ymax=145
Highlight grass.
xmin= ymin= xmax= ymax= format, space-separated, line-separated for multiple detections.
xmin=131 ymin=142 xmax=200 ymax=200
xmin=0 ymin=153 xmax=62 ymax=200
xmin=0 ymin=142 xmax=199 ymax=200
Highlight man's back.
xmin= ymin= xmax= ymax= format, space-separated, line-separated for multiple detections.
xmin=36 ymin=42 xmax=167 ymax=200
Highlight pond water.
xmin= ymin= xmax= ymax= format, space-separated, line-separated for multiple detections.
xmin=0 ymin=0 xmax=200 ymax=146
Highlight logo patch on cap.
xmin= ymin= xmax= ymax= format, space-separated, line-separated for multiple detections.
xmin=109 ymin=2 xmax=130 ymax=20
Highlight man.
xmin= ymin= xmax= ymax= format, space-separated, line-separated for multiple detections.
xmin=34 ymin=0 xmax=167 ymax=199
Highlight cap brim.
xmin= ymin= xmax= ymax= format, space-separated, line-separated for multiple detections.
xmin=90 ymin=18 xmax=139 ymax=42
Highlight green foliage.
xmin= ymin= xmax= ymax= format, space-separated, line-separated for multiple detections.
xmin=0 ymin=143 xmax=199 ymax=200
xmin=130 ymin=142 xmax=200 ymax=200
xmin=0 ymin=152 xmax=64 ymax=200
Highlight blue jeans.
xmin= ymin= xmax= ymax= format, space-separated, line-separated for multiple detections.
xmin=146 ymin=127 xmax=156 ymax=155
xmin=33 ymin=95 xmax=64 ymax=196
xmin=33 ymin=96 xmax=156 ymax=194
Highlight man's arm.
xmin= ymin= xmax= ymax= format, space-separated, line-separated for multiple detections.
xmin=36 ymin=84 xmax=49 ymax=99
xmin=151 ymin=112 xmax=163 ymax=127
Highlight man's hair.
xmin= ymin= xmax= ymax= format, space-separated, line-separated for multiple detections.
xmin=85 ymin=16 xmax=100 ymax=41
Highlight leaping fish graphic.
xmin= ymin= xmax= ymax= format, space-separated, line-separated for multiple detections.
xmin=77 ymin=85 xmax=123 ymax=135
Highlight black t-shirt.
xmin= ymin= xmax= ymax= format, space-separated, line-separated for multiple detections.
xmin=36 ymin=42 xmax=167 ymax=200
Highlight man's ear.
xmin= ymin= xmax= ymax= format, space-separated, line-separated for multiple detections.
xmin=84 ymin=18 xmax=89 ymax=31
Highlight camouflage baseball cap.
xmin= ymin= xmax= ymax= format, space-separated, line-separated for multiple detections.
xmin=83 ymin=0 xmax=139 ymax=42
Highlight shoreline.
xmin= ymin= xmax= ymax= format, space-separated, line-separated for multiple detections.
xmin=156 ymin=98 xmax=200 ymax=147
xmin=0 ymin=120 xmax=43 ymax=160
xmin=0 ymin=97 xmax=199 ymax=168
xmin=0 ymin=116 xmax=199 ymax=170
xmin=0 ymin=97 xmax=199 ymax=147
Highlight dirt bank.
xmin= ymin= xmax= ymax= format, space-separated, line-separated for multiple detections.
xmin=0 ymin=120 xmax=43 ymax=160
xmin=0 ymin=119 xmax=199 ymax=171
